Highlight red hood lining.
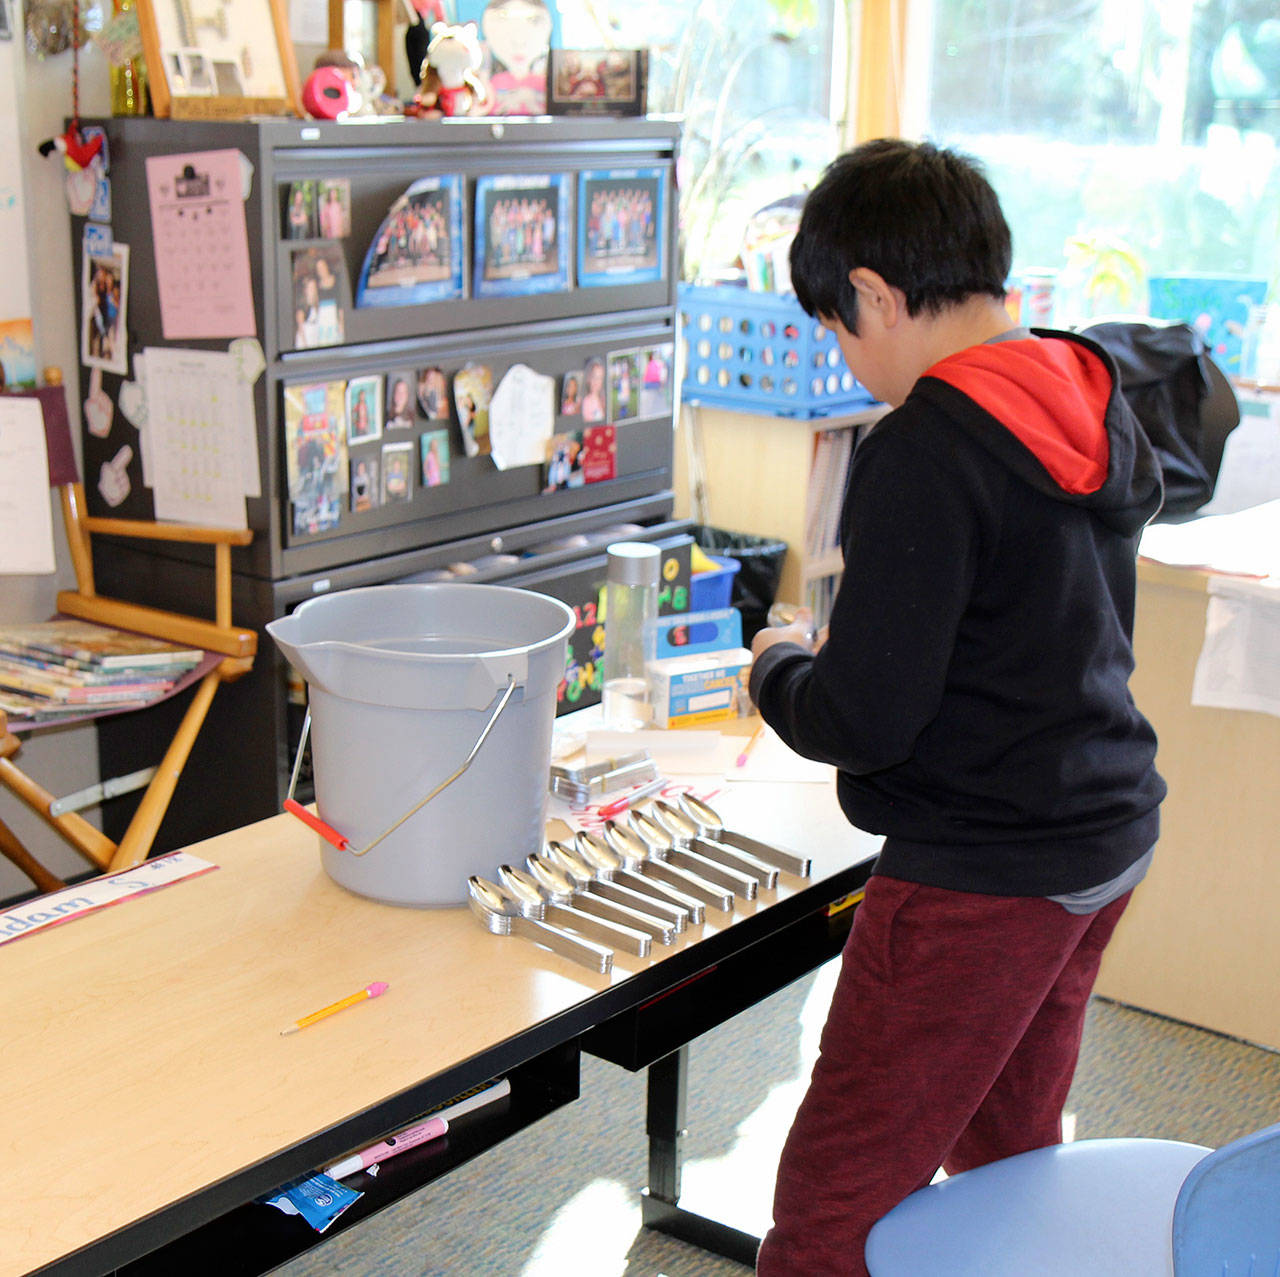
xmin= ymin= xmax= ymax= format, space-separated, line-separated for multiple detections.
xmin=925 ymin=339 xmax=1112 ymax=495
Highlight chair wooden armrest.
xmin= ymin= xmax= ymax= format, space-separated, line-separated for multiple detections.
xmin=55 ymin=592 xmax=257 ymax=661
xmin=79 ymin=515 xmax=255 ymax=547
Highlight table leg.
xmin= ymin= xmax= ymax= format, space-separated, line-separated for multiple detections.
xmin=641 ymin=1044 xmax=762 ymax=1265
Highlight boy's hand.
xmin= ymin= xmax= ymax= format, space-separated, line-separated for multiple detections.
xmin=751 ymin=606 xmax=818 ymax=659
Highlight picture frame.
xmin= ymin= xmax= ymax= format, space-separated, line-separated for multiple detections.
xmin=290 ymin=245 xmax=348 ymax=350
xmin=545 ymin=48 xmax=647 ymax=117
xmin=473 ymin=173 xmax=570 ymax=300
xmin=355 ymin=176 xmax=465 ymax=309
xmin=81 ymin=241 xmax=130 ymax=377
xmin=136 ymin=0 xmax=302 ymax=119
xmin=577 ymin=167 xmax=667 ymax=288
xmin=345 ymin=375 xmax=383 ymax=444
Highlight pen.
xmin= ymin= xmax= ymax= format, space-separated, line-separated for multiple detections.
xmin=736 ymin=723 xmax=766 ymax=768
xmin=281 ymin=981 xmax=389 ymax=1035
xmin=324 ymin=1078 xmax=512 ymax=1179
xmin=598 ymin=776 xmax=666 ymax=819
xmin=323 ymin=1115 xmax=449 ymax=1179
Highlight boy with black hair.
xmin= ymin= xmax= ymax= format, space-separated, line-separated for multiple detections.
xmin=749 ymin=139 xmax=1166 ymax=1275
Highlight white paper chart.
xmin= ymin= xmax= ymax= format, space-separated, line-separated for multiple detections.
xmin=143 ymin=347 xmax=251 ymax=529
xmin=145 ymin=149 xmax=257 ymax=341
xmin=0 ymin=397 xmax=56 ymax=574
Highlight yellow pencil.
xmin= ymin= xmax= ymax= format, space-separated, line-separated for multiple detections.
xmin=281 ymin=981 xmax=389 ymax=1035
xmin=736 ymin=723 xmax=766 ymax=768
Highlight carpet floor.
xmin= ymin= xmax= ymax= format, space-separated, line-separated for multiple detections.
xmin=274 ymin=960 xmax=1280 ymax=1277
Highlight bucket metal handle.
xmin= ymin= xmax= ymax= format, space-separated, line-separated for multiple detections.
xmin=283 ymin=676 xmax=518 ymax=857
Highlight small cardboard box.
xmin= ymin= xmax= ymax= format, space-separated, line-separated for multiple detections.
xmin=647 ymin=648 xmax=752 ymax=729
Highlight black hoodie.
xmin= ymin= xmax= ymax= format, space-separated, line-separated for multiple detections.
xmin=749 ymin=329 xmax=1167 ymax=896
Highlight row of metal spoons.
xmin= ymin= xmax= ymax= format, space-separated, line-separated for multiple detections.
xmin=467 ymin=794 xmax=811 ymax=973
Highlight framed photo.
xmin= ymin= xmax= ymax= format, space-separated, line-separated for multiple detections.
xmin=385 ymin=371 xmax=416 ymax=429
xmin=317 ymin=179 xmax=351 ymax=239
xmin=577 ymin=167 xmax=667 ymax=288
xmin=381 ymin=441 xmax=414 ymax=503
xmin=473 ymin=173 xmax=569 ymax=299
xmin=290 ymin=245 xmax=348 ymax=350
xmin=355 ymin=176 xmax=465 ymax=309
xmin=284 ymin=181 xmax=317 ymax=240
xmin=639 ymin=343 xmax=675 ymax=417
xmin=560 ymin=369 xmax=583 ymax=417
xmin=417 ymin=366 xmax=450 ymax=420
xmin=580 ymin=356 xmax=606 ymax=424
xmin=420 ymin=429 xmax=451 ymax=488
xmin=81 ymin=241 xmax=130 ymax=376
xmin=607 ymin=348 xmax=642 ymax=423
xmin=137 ymin=0 xmax=302 ymax=118
xmin=345 ymin=375 xmax=382 ymax=444
xmin=454 ymin=363 xmax=494 ymax=458
xmin=283 ymin=381 xmax=348 ymax=535
xmin=546 ymin=48 xmax=647 ymax=116
xmin=350 ymin=455 xmax=379 ymax=513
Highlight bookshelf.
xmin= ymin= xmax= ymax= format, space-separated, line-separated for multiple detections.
xmin=676 ymin=403 xmax=887 ymax=627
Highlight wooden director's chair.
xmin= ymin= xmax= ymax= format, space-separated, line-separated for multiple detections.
xmin=0 ymin=377 xmax=256 ymax=894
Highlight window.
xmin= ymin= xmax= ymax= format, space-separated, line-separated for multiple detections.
xmin=906 ymin=0 xmax=1279 ymax=350
xmin=559 ymin=0 xmax=844 ymax=281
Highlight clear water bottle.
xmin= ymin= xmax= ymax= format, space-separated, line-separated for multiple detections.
xmin=602 ymin=542 xmax=659 ymax=730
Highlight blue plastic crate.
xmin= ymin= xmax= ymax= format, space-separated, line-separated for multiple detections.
xmin=678 ymin=283 xmax=878 ymax=419
xmin=689 ymin=554 xmax=740 ymax=611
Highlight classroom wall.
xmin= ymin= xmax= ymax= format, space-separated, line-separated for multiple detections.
xmin=0 ymin=34 xmax=112 ymax=897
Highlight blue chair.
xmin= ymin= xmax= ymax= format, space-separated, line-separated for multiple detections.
xmin=865 ymin=1122 xmax=1280 ymax=1276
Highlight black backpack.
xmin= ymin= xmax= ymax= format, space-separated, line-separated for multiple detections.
xmin=1084 ymin=320 xmax=1240 ymax=522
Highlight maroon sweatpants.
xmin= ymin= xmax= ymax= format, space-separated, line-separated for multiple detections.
xmin=755 ymin=874 xmax=1132 ymax=1276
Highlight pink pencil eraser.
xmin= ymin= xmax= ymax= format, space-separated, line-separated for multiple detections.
xmin=366 ymin=981 xmax=390 ymax=998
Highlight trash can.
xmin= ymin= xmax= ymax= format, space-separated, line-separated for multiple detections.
xmin=692 ymin=526 xmax=788 ymax=643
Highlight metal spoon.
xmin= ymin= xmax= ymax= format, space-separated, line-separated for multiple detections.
xmin=498 ymin=864 xmax=652 ymax=958
xmin=629 ymin=808 xmax=759 ymax=900
xmin=604 ymin=819 xmax=734 ymax=912
xmin=531 ymin=849 xmax=676 ymax=946
xmin=677 ymin=793 xmax=812 ymax=878
xmin=466 ymin=875 xmax=613 ymax=973
xmin=542 ymin=842 xmax=678 ymax=943
xmin=567 ymin=834 xmax=694 ymax=932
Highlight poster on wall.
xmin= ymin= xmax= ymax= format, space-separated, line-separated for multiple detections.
xmin=80 ymin=241 xmax=131 ymax=376
xmin=356 ymin=176 xmax=464 ymax=308
xmin=473 ymin=173 xmax=569 ymax=299
xmin=577 ymin=167 xmax=666 ymax=288
xmin=0 ymin=318 xmax=36 ymax=389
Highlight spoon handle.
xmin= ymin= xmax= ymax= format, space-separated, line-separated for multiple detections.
xmin=511 ymin=916 xmax=614 ymax=973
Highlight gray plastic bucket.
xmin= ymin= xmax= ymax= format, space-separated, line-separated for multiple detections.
xmin=266 ymin=583 xmax=574 ymax=907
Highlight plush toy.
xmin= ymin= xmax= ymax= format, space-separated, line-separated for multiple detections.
xmin=409 ymin=22 xmax=488 ymax=118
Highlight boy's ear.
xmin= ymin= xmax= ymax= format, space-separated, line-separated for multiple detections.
xmin=848 ymin=267 xmax=903 ymax=327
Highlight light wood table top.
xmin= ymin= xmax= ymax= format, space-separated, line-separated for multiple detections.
xmin=1 ymin=767 xmax=876 ymax=1277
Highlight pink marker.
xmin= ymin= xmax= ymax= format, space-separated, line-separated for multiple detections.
xmin=323 ymin=1078 xmax=511 ymax=1179
xmin=323 ymin=1114 xmax=449 ymax=1178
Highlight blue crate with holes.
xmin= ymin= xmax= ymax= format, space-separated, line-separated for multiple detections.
xmin=678 ymin=284 xmax=878 ymax=419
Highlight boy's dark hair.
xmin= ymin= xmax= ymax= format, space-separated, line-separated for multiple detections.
xmin=790 ymin=139 xmax=1012 ymax=334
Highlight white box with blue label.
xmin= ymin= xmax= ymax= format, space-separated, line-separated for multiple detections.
xmin=645 ymin=609 xmax=752 ymax=728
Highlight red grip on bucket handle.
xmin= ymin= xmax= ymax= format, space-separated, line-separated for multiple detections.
xmin=284 ymin=798 xmax=350 ymax=851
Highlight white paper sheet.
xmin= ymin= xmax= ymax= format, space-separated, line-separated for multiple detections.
xmin=143 ymin=346 xmax=255 ymax=529
xmin=1191 ymin=577 xmax=1280 ymax=719
xmin=488 ymin=362 xmax=555 ymax=470
xmin=1138 ymin=501 xmax=1280 ymax=579
xmin=0 ymin=397 xmax=56 ymax=574
xmin=727 ymin=723 xmax=833 ymax=784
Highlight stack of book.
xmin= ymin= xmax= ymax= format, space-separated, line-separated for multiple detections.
xmin=0 ymin=621 xmax=204 ymax=726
